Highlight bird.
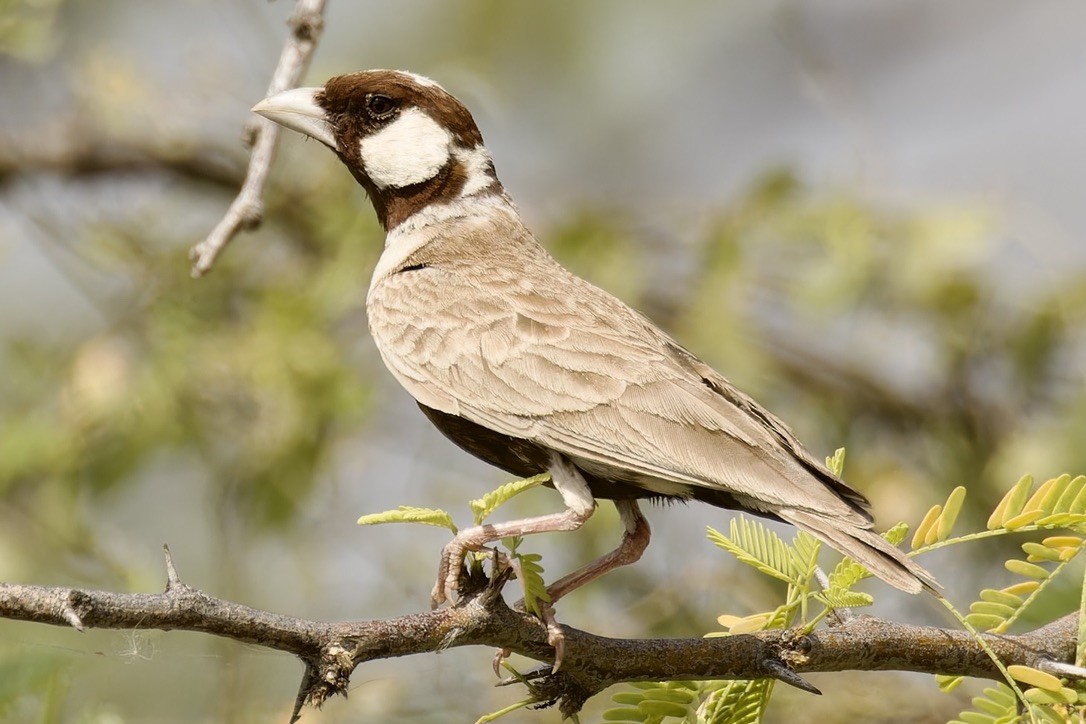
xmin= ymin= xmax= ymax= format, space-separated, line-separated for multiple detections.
xmin=253 ymin=70 xmax=939 ymax=624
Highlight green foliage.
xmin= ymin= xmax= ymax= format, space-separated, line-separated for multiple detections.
xmin=948 ymin=684 xmax=1016 ymax=724
xmin=675 ymin=169 xmax=1086 ymax=529
xmin=927 ymin=474 xmax=1086 ymax=713
xmin=0 ymin=0 xmax=65 ymax=60
xmin=913 ymin=475 xmax=1086 ymax=645
xmin=354 ymin=476 xmax=553 ymax=618
xmin=707 ymin=518 xmax=799 ymax=587
xmin=826 ymin=447 xmax=846 ymax=477
xmin=471 ymin=474 xmax=550 ymax=525
xmin=949 ymin=680 xmax=1080 ymax=724
xmin=605 ymin=681 xmax=699 ymax=723
xmin=701 ymin=678 xmax=774 ymax=724
xmin=600 ymin=468 xmax=1086 ymax=724
xmin=910 ymin=485 xmax=968 ymax=548
xmin=0 ymin=181 xmax=378 ymax=536
xmin=356 ymin=506 xmax=458 ymax=532
xmin=503 ymin=536 xmax=551 ymax=618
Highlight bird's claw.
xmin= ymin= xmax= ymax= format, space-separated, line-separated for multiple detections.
xmin=431 ymin=539 xmax=466 ymax=608
xmin=492 ymin=647 xmax=511 ymax=676
xmin=541 ymin=603 xmax=566 ymax=672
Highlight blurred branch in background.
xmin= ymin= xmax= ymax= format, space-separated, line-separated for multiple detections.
xmin=189 ymin=0 xmax=328 ymax=276
xmin=0 ymin=133 xmax=244 ymax=191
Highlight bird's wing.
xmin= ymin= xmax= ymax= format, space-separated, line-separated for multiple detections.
xmin=369 ymin=230 xmax=867 ymax=520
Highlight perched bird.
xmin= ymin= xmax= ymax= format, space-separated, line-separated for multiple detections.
xmin=253 ymin=70 xmax=938 ymax=618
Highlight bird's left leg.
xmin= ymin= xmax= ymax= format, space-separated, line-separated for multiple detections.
xmin=545 ymin=498 xmax=650 ymax=603
xmin=431 ymin=452 xmax=596 ymax=608
xmin=528 ymin=498 xmax=650 ymax=671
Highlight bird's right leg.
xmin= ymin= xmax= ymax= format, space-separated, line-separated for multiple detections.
xmin=431 ymin=453 xmax=596 ymax=608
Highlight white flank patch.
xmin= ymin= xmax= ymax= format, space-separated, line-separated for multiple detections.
xmin=549 ymin=452 xmax=597 ymax=517
xmin=359 ymin=107 xmax=452 ymax=189
xmin=454 ymin=145 xmax=496 ymax=197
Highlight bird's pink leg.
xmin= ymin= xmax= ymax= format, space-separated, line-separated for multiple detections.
xmin=431 ymin=453 xmax=597 ymax=608
xmin=431 ymin=507 xmax=593 ymax=608
xmin=532 ymin=499 xmax=650 ymax=670
xmin=545 ymin=498 xmax=650 ymax=604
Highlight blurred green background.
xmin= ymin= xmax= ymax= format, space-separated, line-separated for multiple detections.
xmin=1 ymin=1 xmax=1085 ymax=721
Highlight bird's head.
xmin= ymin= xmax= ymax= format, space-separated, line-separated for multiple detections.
xmin=253 ymin=70 xmax=502 ymax=230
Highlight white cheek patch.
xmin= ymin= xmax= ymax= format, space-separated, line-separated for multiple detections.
xmin=454 ymin=145 xmax=497 ymax=197
xmin=359 ymin=107 xmax=452 ymax=189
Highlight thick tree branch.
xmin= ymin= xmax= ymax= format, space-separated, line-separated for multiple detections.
xmin=188 ymin=0 xmax=328 ymax=277
xmin=0 ymin=548 xmax=1081 ymax=721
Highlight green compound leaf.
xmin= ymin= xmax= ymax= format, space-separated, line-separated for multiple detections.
xmin=470 ymin=473 xmax=550 ymax=525
xmin=883 ymin=521 xmax=910 ymax=547
xmin=357 ymin=505 xmax=457 ymax=532
xmin=814 ymin=589 xmax=874 ymax=609
xmin=988 ymin=474 xmax=1035 ymax=529
xmin=911 ymin=485 xmax=968 ymax=550
xmin=512 ymin=550 xmax=551 ymax=618
xmin=947 ymin=683 xmax=1016 ymax=724
xmin=708 ymin=516 xmax=798 ymax=585
xmin=702 ymin=678 xmax=774 ymax=724
xmin=604 ymin=682 xmax=698 ymax=723
xmin=826 ymin=447 xmax=846 ymax=477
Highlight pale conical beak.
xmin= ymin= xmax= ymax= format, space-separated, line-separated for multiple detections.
xmin=252 ymin=87 xmax=336 ymax=149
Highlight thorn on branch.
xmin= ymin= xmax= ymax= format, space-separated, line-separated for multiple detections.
xmin=162 ymin=544 xmax=183 ymax=591
xmin=290 ymin=643 xmax=353 ymax=724
xmin=762 ymin=657 xmax=822 ymax=695
xmin=493 ymin=647 xmax=511 ymax=677
xmin=61 ymin=594 xmax=85 ymax=631
xmin=290 ymin=662 xmax=319 ymax=724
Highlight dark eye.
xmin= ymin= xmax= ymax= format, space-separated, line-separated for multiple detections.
xmin=365 ymin=93 xmax=397 ymax=119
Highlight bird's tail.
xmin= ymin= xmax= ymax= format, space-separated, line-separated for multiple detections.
xmin=779 ymin=509 xmax=941 ymax=595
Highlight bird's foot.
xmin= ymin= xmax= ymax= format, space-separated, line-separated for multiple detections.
xmin=431 ymin=537 xmax=469 ymax=608
xmin=432 ymin=538 xmax=514 ymax=608
xmin=512 ymin=594 xmax=566 ymax=672
xmin=541 ymin=601 xmax=566 ymax=672
xmin=492 ymin=647 xmax=511 ymax=676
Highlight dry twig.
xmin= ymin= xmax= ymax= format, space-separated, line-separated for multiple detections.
xmin=188 ymin=0 xmax=328 ymax=277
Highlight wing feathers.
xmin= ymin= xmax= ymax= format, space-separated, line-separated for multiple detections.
xmin=780 ymin=509 xmax=940 ymax=595
xmin=367 ymin=219 xmax=932 ymax=593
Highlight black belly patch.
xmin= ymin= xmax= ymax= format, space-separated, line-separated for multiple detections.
xmin=415 ymin=403 xmax=770 ymax=516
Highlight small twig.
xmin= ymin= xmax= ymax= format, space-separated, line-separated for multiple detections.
xmin=814 ymin=565 xmax=854 ymax=624
xmin=1037 ymin=659 xmax=1086 ymax=679
xmin=188 ymin=0 xmax=328 ymax=277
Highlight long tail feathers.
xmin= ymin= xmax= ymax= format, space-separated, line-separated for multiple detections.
xmin=780 ymin=509 xmax=942 ymax=596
